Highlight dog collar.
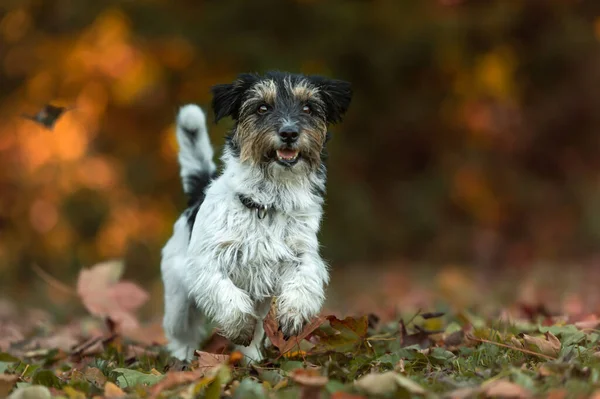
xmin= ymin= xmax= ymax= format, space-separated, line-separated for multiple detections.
xmin=238 ymin=194 xmax=270 ymax=219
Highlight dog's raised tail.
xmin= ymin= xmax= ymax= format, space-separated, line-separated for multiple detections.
xmin=176 ymin=104 xmax=216 ymax=204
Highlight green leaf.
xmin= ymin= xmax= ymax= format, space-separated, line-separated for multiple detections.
xmin=312 ymin=316 xmax=369 ymax=353
xmin=32 ymin=369 xmax=63 ymax=389
xmin=0 ymin=353 xmax=19 ymax=362
xmin=325 ymin=380 xmax=348 ymax=393
xmin=233 ymin=378 xmax=267 ymax=399
xmin=111 ymin=368 xmax=164 ymax=388
xmin=429 ymin=347 xmax=455 ymax=362
xmin=280 ymin=361 xmax=304 ymax=372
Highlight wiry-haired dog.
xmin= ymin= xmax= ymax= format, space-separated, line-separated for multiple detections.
xmin=161 ymin=71 xmax=352 ymax=362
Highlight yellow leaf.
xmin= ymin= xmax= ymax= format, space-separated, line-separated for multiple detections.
xmin=104 ymin=382 xmax=125 ymax=399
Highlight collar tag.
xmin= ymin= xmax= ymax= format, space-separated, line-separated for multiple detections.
xmin=257 ymin=204 xmax=268 ymax=220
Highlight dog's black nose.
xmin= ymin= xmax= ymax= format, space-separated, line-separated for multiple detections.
xmin=278 ymin=127 xmax=299 ymax=144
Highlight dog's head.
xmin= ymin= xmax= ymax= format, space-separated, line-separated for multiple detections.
xmin=211 ymin=71 xmax=352 ymax=173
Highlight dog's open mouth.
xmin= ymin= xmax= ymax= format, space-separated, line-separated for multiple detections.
xmin=275 ymin=148 xmax=300 ymax=166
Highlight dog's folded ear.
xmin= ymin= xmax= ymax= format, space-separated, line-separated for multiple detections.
xmin=211 ymin=73 xmax=258 ymax=123
xmin=310 ymin=76 xmax=352 ymax=124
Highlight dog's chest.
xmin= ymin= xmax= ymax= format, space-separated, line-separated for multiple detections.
xmin=220 ymin=208 xmax=307 ymax=296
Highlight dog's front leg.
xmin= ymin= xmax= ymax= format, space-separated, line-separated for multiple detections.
xmin=189 ymin=259 xmax=256 ymax=346
xmin=277 ymin=252 xmax=329 ymax=338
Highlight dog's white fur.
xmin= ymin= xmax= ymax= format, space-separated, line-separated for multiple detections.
xmin=161 ymin=104 xmax=328 ymax=363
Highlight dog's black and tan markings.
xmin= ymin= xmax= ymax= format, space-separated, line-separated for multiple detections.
xmin=183 ymin=71 xmax=352 ymax=232
xmin=161 ymin=71 xmax=351 ymax=363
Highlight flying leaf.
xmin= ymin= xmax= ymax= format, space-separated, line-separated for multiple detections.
xmin=76 ymin=261 xmax=148 ymax=331
xmin=21 ymin=104 xmax=73 ymax=130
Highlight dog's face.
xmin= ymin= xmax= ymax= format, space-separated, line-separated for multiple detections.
xmin=211 ymin=72 xmax=352 ymax=172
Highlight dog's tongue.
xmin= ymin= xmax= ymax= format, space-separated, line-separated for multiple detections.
xmin=277 ymin=149 xmax=298 ymax=159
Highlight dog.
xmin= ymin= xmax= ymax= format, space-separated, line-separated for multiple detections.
xmin=161 ymin=71 xmax=352 ymax=363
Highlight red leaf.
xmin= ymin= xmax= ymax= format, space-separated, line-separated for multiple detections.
xmin=109 ymin=282 xmax=149 ymax=312
xmin=263 ymin=301 xmax=326 ymax=356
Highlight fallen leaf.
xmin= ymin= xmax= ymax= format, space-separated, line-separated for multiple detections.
xmin=312 ymin=316 xmax=368 ymax=353
xmin=62 ymin=386 xmax=86 ymax=399
xmin=111 ymin=368 xmax=164 ymax=388
xmin=545 ymin=389 xmax=567 ymax=399
xmin=104 ymin=382 xmax=126 ymax=399
xmin=521 ymin=333 xmax=559 ymax=358
xmin=400 ymin=319 xmax=434 ymax=348
xmin=290 ymin=369 xmax=328 ymax=387
xmin=148 ymin=369 xmax=205 ymax=399
xmin=83 ymin=367 xmax=107 ymax=387
xmin=0 ymin=374 xmax=18 ymax=397
xmin=482 ymin=379 xmax=531 ymax=399
xmin=445 ymin=386 xmax=482 ymax=399
xmin=331 ymin=393 xmax=367 ymax=399
xmin=263 ymin=301 xmax=326 ymax=355
xmin=354 ymin=372 xmax=425 ymax=396
xmin=290 ymin=369 xmax=328 ymax=399
xmin=195 ymin=351 xmax=230 ymax=373
xmin=7 ymin=386 xmax=51 ymax=399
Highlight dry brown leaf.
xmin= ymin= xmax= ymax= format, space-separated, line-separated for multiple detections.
xmin=590 ymin=390 xmax=600 ymax=399
xmin=545 ymin=389 xmax=567 ymax=399
xmin=0 ymin=374 xmax=18 ymax=398
xmin=574 ymin=317 xmax=600 ymax=330
xmin=194 ymin=351 xmax=230 ymax=372
xmin=148 ymin=369 xmax=205 ymax=399
xmin=545 ymin=332 xmax=561 ymax=353
xmin=263 ymin=300 xmax=326 ymax=355
xmin=355 ymin=371 xmax=425 ymax=396
xmin=84 ymin=367 xmax=107 ymax=387
xmin=104 ymin=381 xmax=126 ymax=399
xmin=291 ymin=369 xmax=328 ymax=399
xmin=290 ymin=369 xmax=328 ymax=387
xmin=522 ymin=334 xmax=559 ymax=358
xmin=482 ymin=379 xmax=531 ymax=399
xmin=331 ymin=393 xmax=368 ymax=399
xmin=445 ymin=386 xmax=481 ymax=399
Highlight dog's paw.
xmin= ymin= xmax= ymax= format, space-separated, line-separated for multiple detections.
xmin=227 ymin=323 xmax=256 ymax=347
xmin=277 ymin=309 xmax=307 ymax=339
xmin=219 ymin=315 xmax=256 ymax=347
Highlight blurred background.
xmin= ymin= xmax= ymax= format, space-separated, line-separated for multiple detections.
xmin=2 ymin=0 xmax=600 ymax=316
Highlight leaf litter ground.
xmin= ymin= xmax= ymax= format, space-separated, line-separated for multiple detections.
xmin=2 ymin=262 xmax=600 ymax=398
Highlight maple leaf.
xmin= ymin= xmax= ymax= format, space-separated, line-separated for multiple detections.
xmin=312 ymin=315 xmax=369 ymax=353
xmin=263 ymin=301 xmax=326 ymax=356
xmin=76 ymin=260 xmax=149 ymax=332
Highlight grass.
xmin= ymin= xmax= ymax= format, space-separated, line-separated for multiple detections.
xmin=1 ymin=306 xmax=600 ymax=398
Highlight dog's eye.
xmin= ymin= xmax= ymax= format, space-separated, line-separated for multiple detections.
xmin=302 ymin=105 xmax=311 ymax=114
xmin=257 ymin=104 xmax=270 ymax=115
